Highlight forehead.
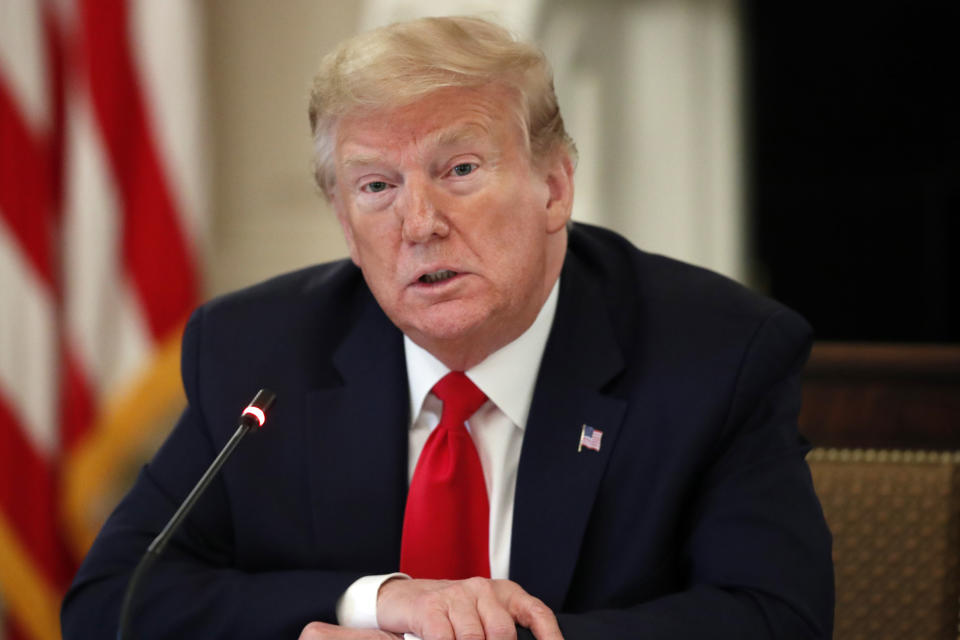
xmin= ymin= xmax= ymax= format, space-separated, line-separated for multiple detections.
xmin=334 ymin=85 xmax=526 ymax=164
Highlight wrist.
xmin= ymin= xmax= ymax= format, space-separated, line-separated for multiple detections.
xmin=338 ymin=573 xmax=409 ymax=628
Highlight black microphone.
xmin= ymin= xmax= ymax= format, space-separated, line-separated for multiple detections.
xmin=117 ymin=389 xmax=277 ymax=640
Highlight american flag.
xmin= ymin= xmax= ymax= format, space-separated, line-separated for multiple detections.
xmin=578 ymin=424 xmax=603 ymax=452
xmin=0 ymin=1 xmax=204 ymax=638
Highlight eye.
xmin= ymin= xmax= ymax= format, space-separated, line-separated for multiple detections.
xmin=362 ymin=180 xmax=389 ymax=193
xmin=450 ymin=162 xmax=477 ymax=177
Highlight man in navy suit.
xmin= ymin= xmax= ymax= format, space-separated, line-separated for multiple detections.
xmin=61 ymin=16 xmax=833 ymax=640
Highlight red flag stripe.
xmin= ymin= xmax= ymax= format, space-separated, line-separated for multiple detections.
xmin=0 ymin=393 xmax=70 ymax=589
xmin=0 ymin=79 xmax=55 ymax=288
xmin=43 ymin=5 xmax=67 ymax=227
xmin=78 ymin=0 xmax=198 ymax=340
xmin=59 ymin=344 xmax=96 ymax=455
xmin=8 ymin=616 xmax=28 ymax=640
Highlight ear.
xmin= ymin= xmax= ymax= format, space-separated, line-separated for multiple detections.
xmin=541 ymin=150 xmax=575 ymax=233
xmin=331 ymin=194 xmax=361 ymax=266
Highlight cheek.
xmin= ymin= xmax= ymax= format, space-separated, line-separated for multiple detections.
xmin=482 ymin=193 xmax=544 ymax=251
xmin=352 ymin=216 xmax=398 ymax=258
xmin=476 ymin=182 xmax=534 ymax=227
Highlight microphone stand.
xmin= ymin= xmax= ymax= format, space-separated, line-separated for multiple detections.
xmin=116 ymin=389 xmax=276 ymax=640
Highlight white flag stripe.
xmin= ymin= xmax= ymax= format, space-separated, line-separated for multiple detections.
xmin=62 ymin=86 xmax=151 ymax=398
xmin=65 ymin=279 xmax=153 ymax=401
xmin=130 ymin=0 xmax=208 ymax=248
xmin=0 ymin=220 xmax=58 ymax=456
xmin=105 ymin=282 xmax=153 ymax=396
xmin=0 ymin=0 xmax=50 ymax=134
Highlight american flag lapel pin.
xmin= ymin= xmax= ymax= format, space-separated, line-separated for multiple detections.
xmin=578 ymin=424 xmax=603 ymax=453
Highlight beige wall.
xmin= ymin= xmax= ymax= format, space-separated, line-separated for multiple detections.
xmin=204 ymin=0 xmax=359 ymax=297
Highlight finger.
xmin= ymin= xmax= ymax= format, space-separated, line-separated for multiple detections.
xmin=445 ymin=586 xmax=486 ymax=640
xmin=407 ymin=589 xmax=457 ymax=640
xmin=299 ymin=621 xmax=336 ymax=639
xmin=410 ymin=588 xmax=457 ymax=640
xmin=500 ymin=590 xmax=563 ymax=640
xmin=299 ymin=621 xmax=401 ymax=640
xmin=415 ymin=612 xmax=456 ymax=640
xmin=476 ymin=591 xmax=518 ymax=640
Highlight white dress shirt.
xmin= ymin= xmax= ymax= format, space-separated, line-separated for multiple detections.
xmin=336 ymin=279 xmax=560 ymax=629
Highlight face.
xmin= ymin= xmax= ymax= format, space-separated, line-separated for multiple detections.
xmin=330 ymin=85 xmax=573 ymax=369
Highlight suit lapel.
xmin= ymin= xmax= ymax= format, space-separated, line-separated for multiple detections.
xmin=304 ymin=292 xmax=410 ymax=571
xmin=510 ymin=253 xmax=627 ymax=609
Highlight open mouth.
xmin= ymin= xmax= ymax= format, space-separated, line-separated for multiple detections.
xmin=418 ymin=269 xmax=458 ymax=284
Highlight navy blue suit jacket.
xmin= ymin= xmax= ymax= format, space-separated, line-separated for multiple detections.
xmin=62 ymin=224 xmax=834 ymax=638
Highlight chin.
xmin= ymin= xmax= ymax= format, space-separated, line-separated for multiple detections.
xmin=405 ymin=307 xmax=490 ymax=346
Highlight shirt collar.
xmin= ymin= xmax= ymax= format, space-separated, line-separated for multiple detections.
xmin=405 ymin=278 xmax=560 ymax=430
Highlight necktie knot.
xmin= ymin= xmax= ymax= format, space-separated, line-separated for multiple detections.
xmin=432 ymin=371 xmax=487 ymax=428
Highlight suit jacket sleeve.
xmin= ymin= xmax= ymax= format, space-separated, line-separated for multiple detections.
xmin=60 ymin=308 xmax=362 ymax=639
xmin=550 ymin=309 xmax=833 ymax=639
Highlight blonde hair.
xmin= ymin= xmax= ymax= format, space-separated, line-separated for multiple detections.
xmin=308 ymin=16 xmax=576 ymax=197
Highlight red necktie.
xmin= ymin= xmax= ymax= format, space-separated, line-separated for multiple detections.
xmin=400 ymin=371 xmax=490 ymax=579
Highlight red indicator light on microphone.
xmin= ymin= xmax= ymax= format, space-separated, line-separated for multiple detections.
xmin=242 ymin=405 xmax=266 ymax=427
xmin=239 ymin=388 xmax=275 ymax=429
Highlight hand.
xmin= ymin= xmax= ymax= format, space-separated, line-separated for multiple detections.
xmin=299 ymin=621 xmax=402 ymax=639
xmin=376 ymin=577 xmax=563 ymax=640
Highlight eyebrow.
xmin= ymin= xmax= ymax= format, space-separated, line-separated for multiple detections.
xmin=432 ymin=123 xmax=489 ymax=148
xmin=338 ymin=123 xmax=496 ymax=171
xmin=340 ymin=152 xmax=387 ymax=170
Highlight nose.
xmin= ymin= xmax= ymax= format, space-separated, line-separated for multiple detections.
xmin=398 ymin=177 xmax=449 ymax=244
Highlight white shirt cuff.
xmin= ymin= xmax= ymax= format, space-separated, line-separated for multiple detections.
xmin=336 ymin=573 xmax=410 ymax=628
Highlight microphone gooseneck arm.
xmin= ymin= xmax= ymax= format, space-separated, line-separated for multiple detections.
xmin=117 ymin=388 xmax=276 ymax=640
